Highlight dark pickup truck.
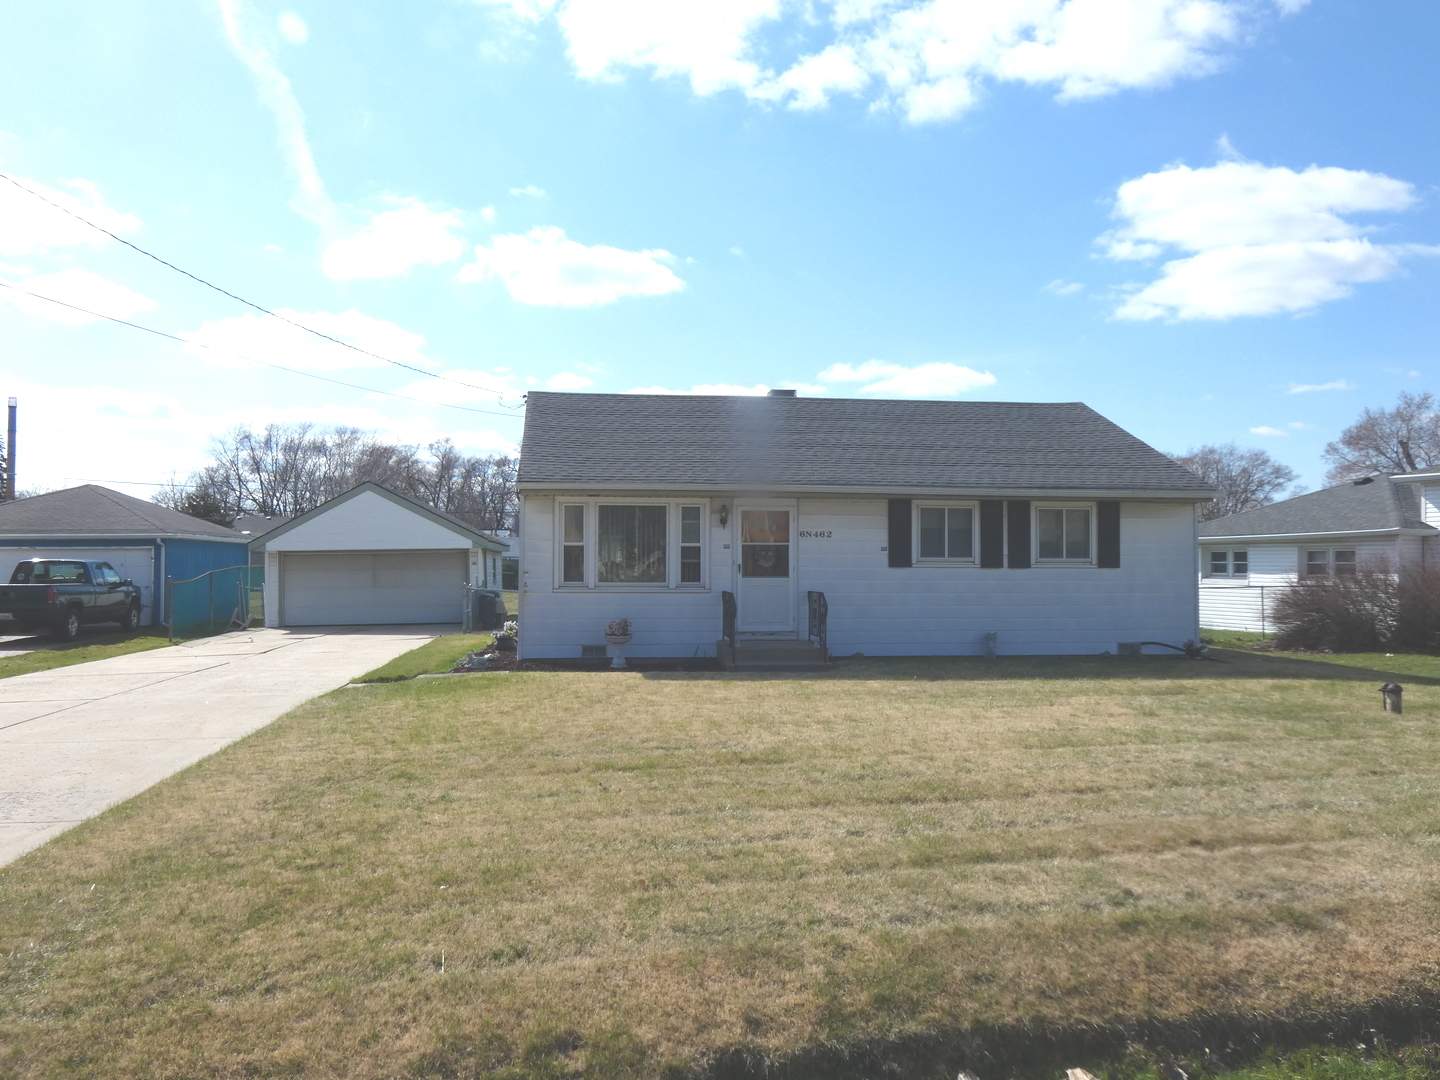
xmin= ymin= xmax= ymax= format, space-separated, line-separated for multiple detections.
xmin=0 ymin=559 xmax=144 ymax=640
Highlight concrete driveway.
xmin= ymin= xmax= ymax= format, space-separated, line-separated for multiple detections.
xmin=0 ymin=625 xmax=448 ymax=866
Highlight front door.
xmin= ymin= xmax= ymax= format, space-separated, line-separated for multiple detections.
xmin=735 ymin=504 xmax=796 ymax=634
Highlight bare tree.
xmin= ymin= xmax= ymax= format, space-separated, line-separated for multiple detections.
xmin=1170 ymin=443 xmax=1299 ymax=523
xmin=1323 ymin=391 xmax=1440 ymax=482
xmin=156 ymin=425 xmax=518 ymax=530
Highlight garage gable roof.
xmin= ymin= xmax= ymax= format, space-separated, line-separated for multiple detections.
xmin=249 ymin=482 xmax=504 ymax=551
xmin=0 ymin=484 xmax=245 ymax=541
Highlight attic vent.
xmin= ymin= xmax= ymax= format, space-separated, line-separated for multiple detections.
xmin=767 ymin=388 xmax=797 ymax=397
xmin=1352 ymin=476 xmax=1375 ymax=486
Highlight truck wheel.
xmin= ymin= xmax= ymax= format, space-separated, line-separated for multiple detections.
xmin=119 ymin=603 xmax=141 ymax=633
xmin=55 ymin=609 xmax=81 ymax=642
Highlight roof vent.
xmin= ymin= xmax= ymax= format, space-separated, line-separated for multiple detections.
xmin=767 ymin=388 xmax=797 ymax=397
xmin=1352 ymin=476 xmax=1375 ymax=486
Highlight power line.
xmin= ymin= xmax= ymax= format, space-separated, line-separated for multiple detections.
xmin=0 ymin=280 xmax=523 ymax=420
xmin=0 ymin=170 xmax=523 ymax=408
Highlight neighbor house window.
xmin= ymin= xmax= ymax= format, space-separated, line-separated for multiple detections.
xmin=598 ymin=505 xmax=667 ymax=584
xmin=680 ymin=505 xmax=703 ymax=583
xmin=1036 ymin=506 xmax=1092 ymax=561
xmin=917 ymin=505 xmax=976 ymax=561
xmin=1207 ymin=550 xmax=1248 ymax=577
xmin=561 ymin=504 xmax=586 ymax=583
xmin=1305 ymin=549 xmax=1357 ymax=577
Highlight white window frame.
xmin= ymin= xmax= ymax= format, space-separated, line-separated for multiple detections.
xmin=1206 ymin=549 xmax=1249 ymax=578
xmin=914 ymin=502 xmax=979 ymax=564
xmin=1303 ymin=547 xmax=1358 ymax=578
xmin=1033 ymin=502 xmax=1097 ymax=565
xmin=553 ymin=499 xmax=710 ymax=590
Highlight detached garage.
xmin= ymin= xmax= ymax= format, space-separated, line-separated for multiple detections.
xmin=0 ymin=484 xmax=249 ymax=626
xmin=253 ymin=483 xmax=505 ymax=628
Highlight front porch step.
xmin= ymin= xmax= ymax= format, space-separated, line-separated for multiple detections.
xmin=717 ymin=638 xmax=830 ymax=671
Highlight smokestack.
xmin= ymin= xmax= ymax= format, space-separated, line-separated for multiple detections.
xmin=6 ymin=398 xmax=15 ymax=501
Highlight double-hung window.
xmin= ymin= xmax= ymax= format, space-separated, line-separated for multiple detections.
xmin=561 ymin=504 xmax=586 ymax=583
xmin=557 ymin=501 xmax=707 ymax=587
xmin=1207 ymin=550 xmax=1248 ymax=577
xmin=1305 ymin=548 xmax=1357 ymax=577
xmin=916 ymin=504 xmax=976 ymax=561
xmin=1036 ymin=506 xmax=1093 ymax=562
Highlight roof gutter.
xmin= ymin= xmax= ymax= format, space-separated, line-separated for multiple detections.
xmin=1391 ymin=472 xmax=1440 ymax=482
xmin=515 ymin=482 xmax=1217 ymax=500
xmin=0 ymin=532 xmax=244 ymax=543
xmin=1199 ymin=526 xmax=1437 ymax=543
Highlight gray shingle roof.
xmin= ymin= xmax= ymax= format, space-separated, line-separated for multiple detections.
xmin=518 ymin=392 xmax=1212 ymax=494
xmin=1198 ymin=476 xmax=1432 ymax=538
xmin=0 ymin=484 xmax=245 ymax=540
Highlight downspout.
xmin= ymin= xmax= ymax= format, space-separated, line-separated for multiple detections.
xmin=516 ymin=493 xmax=525 ymax=661
xmin=157 ymin=538 xmax=166 ymax=628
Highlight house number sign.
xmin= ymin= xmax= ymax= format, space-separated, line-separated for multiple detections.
xmin=798 ymin=530 xmax=833 ymax=538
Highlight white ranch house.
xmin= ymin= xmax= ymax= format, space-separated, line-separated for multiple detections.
xmin=1198 ymin=474 xmax=1440 ymax=633
xmin=515 ymin=390 xmax=1215 ymax=661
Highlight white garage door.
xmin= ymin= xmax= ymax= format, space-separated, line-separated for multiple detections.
xmin=0 ymin=546 xmax=156 ymax=626
xmin=280 ymin=550 xmax=467 ymax=626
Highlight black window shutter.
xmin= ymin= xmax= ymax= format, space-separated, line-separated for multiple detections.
xmin=1007 ymin=500 xmax=1031 ymax=569
xmin=887 ymin=499 xmax=912 ymax=568
xmin=979 ymin=500 xmax=1004 ymax=568
xmin=1097 ymin=501 xmax=1121 ymax=568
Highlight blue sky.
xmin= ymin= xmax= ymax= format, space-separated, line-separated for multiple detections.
xmin=1 ymin=0 xmax=1436 ymax=496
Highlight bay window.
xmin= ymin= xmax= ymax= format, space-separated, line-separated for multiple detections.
xmin=556 ymin=500 xmax=707 ymax=587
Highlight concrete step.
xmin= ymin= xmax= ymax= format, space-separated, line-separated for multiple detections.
xmin=718 ymin=638 xmax=830 ymax=671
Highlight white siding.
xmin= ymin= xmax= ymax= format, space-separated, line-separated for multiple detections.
xmin=264 ymin=490 xmax=471 ymax=552
xmin=519 ymin=494 xmax=1201 ymax=658
xmin=1423 ymin=485 xmax=1440 ymax=527
xmin=1198 ymin=536 xmax=1401 ymax=633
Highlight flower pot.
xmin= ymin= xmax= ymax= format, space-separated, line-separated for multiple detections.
xmin=493 ymin=636 xmax=516 ymax=653
xmin=603 ymin=635 xmax=632 ymax=647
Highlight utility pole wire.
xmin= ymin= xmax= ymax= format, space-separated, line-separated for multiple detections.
xmin=0 ymin=280 xmax=522 ymax=420
xmin=0 ymin=171 xmax=523 ymax=407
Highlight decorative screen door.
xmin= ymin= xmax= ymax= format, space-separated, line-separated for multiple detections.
xmin=736 ymin=505 xmax=796 ymax=633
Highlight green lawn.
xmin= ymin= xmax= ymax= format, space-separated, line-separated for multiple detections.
xmin=0 ymin=629 xmax=172 ymax=680
xmin=353 ymin=631 xmax=495 ymax=682
xmin=1203 ymin=627 xmax=1440 ymax=681
xmin=3 ymin=650 xmax=1439 ymax=1078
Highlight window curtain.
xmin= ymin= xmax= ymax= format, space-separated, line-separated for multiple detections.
xmin=598 ymin=505 xmax=667 ymax=582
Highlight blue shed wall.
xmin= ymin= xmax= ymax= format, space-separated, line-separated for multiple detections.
xmin=161 ymin=539 xmax=249 ymax=624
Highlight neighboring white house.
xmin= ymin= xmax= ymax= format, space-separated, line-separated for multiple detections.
xmin=1198 ymin=475 xmax=1439 ymax=633
xmin=250 ymin=483 xmax=506 ymax=627
xmin=515 ymin=390 xmax=1215 ymax=660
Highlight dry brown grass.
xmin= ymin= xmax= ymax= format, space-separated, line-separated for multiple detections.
xmin=3 ymin=651 xmax=1440 ymax=1078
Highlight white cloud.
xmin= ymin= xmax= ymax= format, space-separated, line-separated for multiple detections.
xmin=1288 ymin=379 xmax=1354 ymax=393
xmin=1103 ymin=159 xmax=1435 ymax=320
xmin=217 ymin=0 xmax=337 ymax=230
xmin=817 ymin=359 xmax=997 ymax=397
xmin=481 ymin=0 xmax=1305 ymax=124
xmin=278 ymin=12 xmax=308 ymax=44
xmin=1249 ymin=425 xmax=1286 ymax=436
xmin=182 ymin=308 xmax=433 ymax=371
xmin=0 ymin=268 xmax=156 ymax=325
xmin=1288 ymin=421 xmax=1308 ymax=429
xmin=320 ymin=201 xmax=466 ymax=280
xmin=546 ymin=371 xmax=593 ymax=389
xmin=457 ymin=226 xmax=684 ymax=306
xmin=1044 ymin=279 xmax=1084 ymax=295
xmin=509 ymin=185 xmax=546 ymax=197
xmin=0 ymin=175 xmax=141 ymax=257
